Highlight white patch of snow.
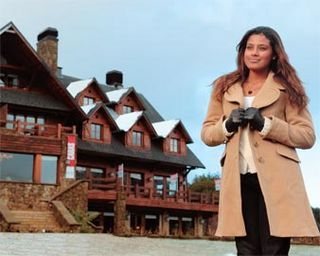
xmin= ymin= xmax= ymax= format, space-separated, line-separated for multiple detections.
xmin=115 ymin=111 xmax=143 ymax=131
xmin=152 ymin=120 xmax=180 ymax=138
xmin=67 ymin=79 xmax=94 ymax=97
xmin=106 ymin=88 xmax=129 ymax=102
xmin=81 ymin=103 xmax=97 ymax=115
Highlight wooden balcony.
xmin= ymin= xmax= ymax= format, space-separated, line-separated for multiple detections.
xmin=0 ymin=120 xmax=76 ymax=139
xmin=0 ymin=120 xmax=76 ymax=154
xmin=87 ymin=179 xmax=219 ymax=213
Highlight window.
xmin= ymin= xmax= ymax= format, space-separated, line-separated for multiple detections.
xmin=91 ymin=168 xmax=104 ymax=179
xmin=41 ymin=155 xmax=57 ymax=184
xmin=6 ymin=113 xmax=45 ymax=130
xmin=0 ymin=152 xmax=33 ymax=182
xmin=83 ymin=96 xmax=95 ymax=106
xmin=0 ymin=152 xmax=58 ymax=184
xmin=123 ymin=105 xmax=133 ymax=114
xmin=167 ymin=175 xmax=177 ymax=196
xmin=170 ymin=138 xmax=179 ymax=153
xmin=75 ymin=166 xmax=105 ymax=180
xmin=75 ymin=166 xmax=87 ymax=180
xmin=90 ymin=123 xmax=102 ymax=140
xmin=153 ymin=175 xmax=177 ymax=196
xmin=132 ymin=131 xmax=143 ymax=146
xmin=124 ymin=172 xmax=144 ymax=191
xmin=154 ymin=176 xmax=164 ymax=195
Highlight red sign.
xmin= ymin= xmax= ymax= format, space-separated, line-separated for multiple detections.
xmin=67 ymin=135 xmax=76 ymax=166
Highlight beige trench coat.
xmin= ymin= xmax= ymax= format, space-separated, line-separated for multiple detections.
xmin=201 ymin=72 xmax=320 ymax=237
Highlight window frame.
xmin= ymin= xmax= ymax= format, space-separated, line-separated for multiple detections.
xmin=83 ymin=96 xmax=95 ymax=106
xmin=0 ymin=151 xmax=58 ymax=184
xmin=123 ymin=105 xmax=134 ymax=114
xmin=132 ymin=130 xmax=143 ymax=147
xmin=169 ymin=138 xmax=180 ymax=153
xmin=90 ymin=123 xmax=103 ymax=140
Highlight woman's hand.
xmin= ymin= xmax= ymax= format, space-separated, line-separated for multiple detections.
xmin=225 ymin=108 xmax=246 ymax=133
xmin=244 ymin=107 xmax=265 ymax=131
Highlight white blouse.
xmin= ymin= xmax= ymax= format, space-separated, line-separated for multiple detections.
xmin=239 ymin=96 xmax=256 ymax=174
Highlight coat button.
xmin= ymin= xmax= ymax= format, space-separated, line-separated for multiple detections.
xmin=258 ymin=157 xmax=264 ymax=163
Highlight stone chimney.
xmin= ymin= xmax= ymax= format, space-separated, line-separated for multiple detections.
xmin=37 ymin=27 xmax=58 ymax=75
xmin=106 ymin=70 xmax=123 ymax=88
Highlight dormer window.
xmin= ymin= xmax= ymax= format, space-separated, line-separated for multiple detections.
xmin=123 ymin=105 xmax=133 ymax=114
xmin=170 ymin=138 xmax=180 ymax=153
xmin=132 ymin=131 xmax=143 ymax=146
xmin=90 ymin=123 xmax=102 ymax=140
xmin=83 ymin=96 xmax=95 ymax=106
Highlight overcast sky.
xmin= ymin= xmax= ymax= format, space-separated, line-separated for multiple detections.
xmin=1 ymin=0 xmax=319 ymax=207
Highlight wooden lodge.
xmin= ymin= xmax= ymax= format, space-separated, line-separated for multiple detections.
xmin=0 ymin=22 xmax=219 ymax=236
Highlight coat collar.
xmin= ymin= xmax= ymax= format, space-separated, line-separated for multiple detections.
xmin=224 ymin=72 xmax=285 ymax=108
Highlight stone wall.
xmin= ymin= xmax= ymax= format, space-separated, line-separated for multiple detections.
xmin=0 ymin=182 xmax=58 ymax=210
xmin=51 ymin=181 xmax=88 ymax=215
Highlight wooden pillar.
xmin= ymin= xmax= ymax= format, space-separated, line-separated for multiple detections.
xmin=161 ymin=211 xmax=169 ymax=236
xmin=178 ymin=217 xmax=182 ymax=236
xmin=33 ymin=154 xmax=42 ymax=183
xmin=141 ymin=214 xmax=145 ymax=235
xmin=194 ymin=215 xmax=203 ymax=237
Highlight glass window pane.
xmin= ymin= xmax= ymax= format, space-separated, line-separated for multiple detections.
xmin=91 ymin=168 xmax=104 ymax=178
xmin=133 ymin=131 xmax=142 ymax=146
xmin=26 ymin=116 xmax=35 ymax=129
xmin=75 ymin=166 xmax=87 ymax=180
xmin=167 ymin=176 xmax=177 ymax=195
xmin=154 ymin=175 xmax=164 ymax=195
xmin=0 ymin=152 xmax=33 ymax=182
xmin=91 ymin=123 xmax=102 ymax=139
xmin=41 ymin=155 xmax=57 ymax=184
xmin=6 ymin=114 xmax=14 ymax=129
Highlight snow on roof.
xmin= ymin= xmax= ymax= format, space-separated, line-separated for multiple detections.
xmin=81 ymin=103 xmax=97 ymax=115
xmin=106 ymin=107 xmax=119 ymax=120
xmin=0 ymin=23 xmax=14 ymax=35
xmin=106 ymin=88 xmax=129 ymax=102
xmin=115 ymin=111 xmax=143 ymax=131
xmin=152 ymin=120 xmax=180 ymax=138
xmin=67 ymin=79 xmax=94 ymax=97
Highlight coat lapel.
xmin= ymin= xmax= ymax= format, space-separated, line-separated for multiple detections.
xmin=252 ymin=72 xmax=285 ymax=109
xmin=224 ymin=82 xmax=243 ymax=107
xmin=224 ymin=72 xmax=286 ymax=109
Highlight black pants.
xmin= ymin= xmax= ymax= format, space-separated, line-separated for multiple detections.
xmin=235 ymin=173 xmax=290 ymax=256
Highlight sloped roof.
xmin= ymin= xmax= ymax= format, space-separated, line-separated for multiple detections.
xmin=153 ymin=120 xmax=180 ymax=138
xmin=152 ymin=120 xmax=193 ymax=143
xmin=106 ymin=88 xmax=129 ymax=102
xmin=0 ymin=22 xmax=86 ymax=120
xmin=81 ymin=103 xmax=119 ymax=130
xmin=78 ymin=139 xmax=204 ymax=169
xmin=115 ymin=111 xmax=143 ymax=132
xmin=67 ymin=79 xmax=95 ymax=98
xmin=81 ymin=103 xmax=97 ymax=115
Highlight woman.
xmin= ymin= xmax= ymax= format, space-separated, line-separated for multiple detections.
xmin=201 ymin=26 xmax=319 ymax=255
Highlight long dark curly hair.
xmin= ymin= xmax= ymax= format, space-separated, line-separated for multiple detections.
xmin=213 ymin=26 xmax=308 ymax=109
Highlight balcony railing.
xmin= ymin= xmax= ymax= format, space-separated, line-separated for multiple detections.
xmin=0 ymin=120 xmax=76 ymax=138
xmin=88 ymin=178 xmax=219 ymax=205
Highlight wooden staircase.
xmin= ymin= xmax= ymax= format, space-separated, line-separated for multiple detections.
xmin=10 ymin=210 xmax=62 ymax=232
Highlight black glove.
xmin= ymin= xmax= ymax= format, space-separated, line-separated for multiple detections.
xmin=225 ymin=108 xmax=246 ymax=133
xmin=244 ymin=107 xmax=265 ymax=131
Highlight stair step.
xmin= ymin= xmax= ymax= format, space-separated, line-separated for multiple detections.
xmin=10 ymin=210 xmax=62 ymax=232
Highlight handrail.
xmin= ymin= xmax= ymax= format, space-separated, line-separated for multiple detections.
xmin=0 ymin=200 xmax=19 ymax=225
xmin=0 ymin=119 xmax=76 ymax=138
xmin=119 ymin=184 xmax=218 ymax=205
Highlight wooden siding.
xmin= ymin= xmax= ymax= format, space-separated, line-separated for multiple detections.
xmin=0 ymin=133 xmax=62 ymax=155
